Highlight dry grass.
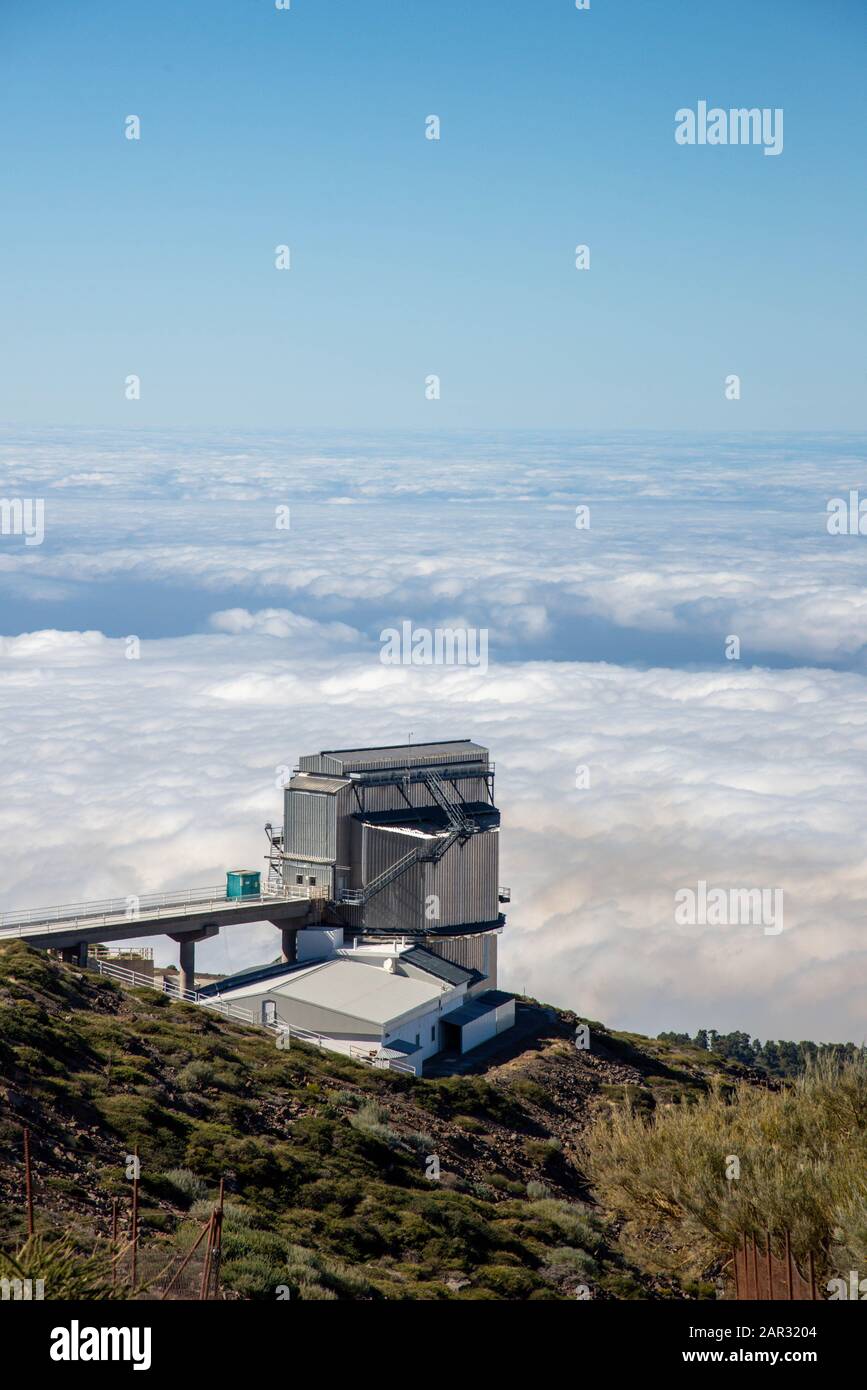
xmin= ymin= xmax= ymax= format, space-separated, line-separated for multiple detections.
xmin=583 ymin=1054 xmax=867 ymax=1280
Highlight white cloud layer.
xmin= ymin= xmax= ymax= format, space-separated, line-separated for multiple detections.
xmin=1 ymin=616 xmax=865 ymax=1045
xmin=2 ymin=430 xmax=867 ymax=666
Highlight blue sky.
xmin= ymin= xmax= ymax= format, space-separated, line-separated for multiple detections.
xmin=2 ymin=4 xmax=867 ymax=1038
xmin=1 ymin=0 xmax=864 ymax=428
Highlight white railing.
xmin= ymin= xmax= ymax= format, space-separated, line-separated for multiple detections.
xmin=87 ymin=957 xmax=412 ymax=1072
xmin=89 ymin=956 xmax=257 ymax=1022
xmin=0 ymin=884 xmax=312 ymax=939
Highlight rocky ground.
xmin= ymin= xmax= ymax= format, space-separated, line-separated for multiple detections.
xmin=0 ymin=942 xmax=762 ymax=1299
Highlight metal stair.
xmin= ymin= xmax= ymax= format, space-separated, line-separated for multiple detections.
xmin=340 ymin=769 xmax=478 ymax=909
xmin=420 ymin=769 xmax=476 ymax=837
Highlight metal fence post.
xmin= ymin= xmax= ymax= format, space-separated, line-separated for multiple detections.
xmin=23 ymin=1127 xmax=34 ymax=1237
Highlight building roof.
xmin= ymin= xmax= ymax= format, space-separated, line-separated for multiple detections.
xmin=400 ymin=945 xmax=478 ymax=987
xmin=365 ymin=916 xmax=506 ymax=940
xmin=376 ymin=1039 xmax=421 ymax=1058
xmin=287 ymin=773 xmax=351 ymax=794
xmin=476 ymin=989 xmax=514 ymax=1008
xmin=442 ymin=990 xmax=514 ymax=1028
xmin=319 ymin=739 xmax=486 ymax=761
xmin=302 ymin=741 xmax=489 ymax=775
xmin=214 ymin=957 xmax=446 ymax=1027
xmin=196 ymin=958 xmax=310 ymax=998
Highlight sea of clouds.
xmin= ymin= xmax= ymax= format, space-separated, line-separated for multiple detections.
xmin=1 ymin=429 xmax=865 ymax=1043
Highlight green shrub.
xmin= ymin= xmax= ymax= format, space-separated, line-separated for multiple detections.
xmin=527 ymin=1180 xmax=552 ymax=1200
xmin=528 ymin=1200 xmax=603 ymax=1251
xmin=176 ymin=1060 xmax=218 ymax=1091
xmin=163 ymin=1169 xmax=208 ymax=1207
xmin=349 ymin=1102 xmax=397 ymax=1146
xmin=540 ymin=1246 xmax=599 ymax=1280
xmin=510 ymin=1078 xmax=550 ymax=1107
xmin=405 ymin=1130 xmax=435 ymax=1153
xmin=475 ymin=1264 xmax=540 ymax=1298
xmin=523 ymin=1137 xmax=562 ymax=1167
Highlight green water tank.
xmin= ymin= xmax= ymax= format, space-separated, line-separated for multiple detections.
xmin=226 ymin=869 xmax=261 ymax=899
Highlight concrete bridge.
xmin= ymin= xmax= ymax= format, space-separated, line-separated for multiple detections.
xmin=0 ymin=885 xmax=316 ymax=993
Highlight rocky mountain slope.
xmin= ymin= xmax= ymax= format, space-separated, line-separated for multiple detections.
xmin=0 ymin=940 xmax=761 ymax=1300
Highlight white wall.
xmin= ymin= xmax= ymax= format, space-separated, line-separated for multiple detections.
xmin=457 ymin=1012 xmax=492 ymax=1054
xmin=296 ymin=927 xmax=344 ymax=962
xmin=382 ymin=1000 xmax=451 ymax=1066
xmin=494 ymin=998 xmax=516 ymax=1033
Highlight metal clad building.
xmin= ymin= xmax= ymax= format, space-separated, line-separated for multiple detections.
xmin=274 ymin=738 xmax=505 ymax=991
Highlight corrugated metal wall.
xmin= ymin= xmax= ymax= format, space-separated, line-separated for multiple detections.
xmin=427 ymin=830 xmax=499 ymax=928
xmin=282 ymin=859 xmax=333 ymax=895
xmin=284 ymin=789 xmax=335 ymax=862
xmin=362 ymin=824 xmax=427 ymax=933
xmin=334 ymin=782 xmax=359 ymax=867
xmin=360 ymin=824 xmax=498 ymax=932
xmin=424 ymin=933 xmax=497 ymax=989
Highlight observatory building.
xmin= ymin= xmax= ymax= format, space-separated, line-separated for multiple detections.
xmin=206 ymin=738 xmax=514 ymax=1071
xmin=267 ymin=739 xmax=507 ymax=988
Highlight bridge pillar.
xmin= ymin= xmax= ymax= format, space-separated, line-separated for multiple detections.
xmin=177 ymin=938 xmax=196 ymax=996
xmin=168 ymin=924 xmax=219 ymax=998
xmin=280 ymin=927 xmax=297 ymax=965
xmin=59 ymin=942 xmax=88 ymax=966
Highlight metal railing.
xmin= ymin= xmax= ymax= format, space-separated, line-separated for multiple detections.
xmin=345 ymin=760 xmax=494 ymax=785
xmin=0 ymin=884 xmax=311 ymax=939
xmin=90 ymin=956 xmax=326 ymax=1039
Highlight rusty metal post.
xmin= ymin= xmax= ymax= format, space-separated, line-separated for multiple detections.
xmin=23 ymin=1128 xmax=34 ymax=1237
xmin=751 ymin=1232 xmax=760 ymax=1299
xmin=741 ymin=1232 xmax=748 ymax=1298
xmin=130 ymin=1148 xmax=139 ymax=1291
xmin=111 ymin=1198 xmax=119 ymax=1289
xmin=808 ymin=1250 xmax=817 ymax=1301
xmin=199 ymin=1208 xmax=216 ymax=1300
xmin=766 ymin=1229 xmax=774 ymax=1299
xmin=785 ymin=1230 xmax=794 ymax=1301
xmin=211 ymin=1179 xmax=225 ymax=1301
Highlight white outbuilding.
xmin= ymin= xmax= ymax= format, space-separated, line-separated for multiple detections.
xmin=198 ymin=934 xmax=514 ymax=1075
